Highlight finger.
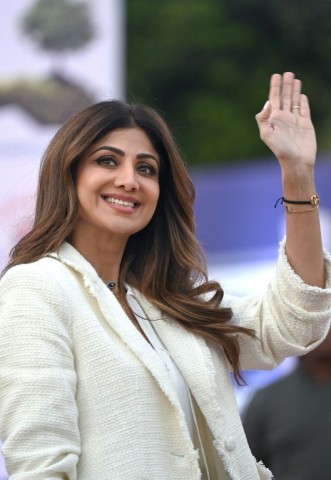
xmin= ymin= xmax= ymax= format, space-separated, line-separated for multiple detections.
xmin=291 ymin=78 xmax=302 ymax=115
xmin=255 ymin=101 xmax=272 ymax=139
xmin=269 ymin=73 xmax=281 ymax=110
xmin=256 ymin=100 xmax=271 ymax=121
xmin=299 ymin=94 xmax=311 ymax=118
xmin=281 ymin=72 xmax=295 ymax=111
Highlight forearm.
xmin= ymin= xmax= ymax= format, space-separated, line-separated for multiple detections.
xmin=256 ymin=72 xmax=325 ymax=288
xmin=282 ymin=167 xmax=325 ymax=287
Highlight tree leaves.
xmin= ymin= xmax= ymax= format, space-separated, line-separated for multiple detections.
xmin=21 ymin=0 xmax=94 ymax=52
xmin=127 ymin=0 xmax=331 ymax=165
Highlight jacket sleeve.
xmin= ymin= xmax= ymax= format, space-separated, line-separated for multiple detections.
xmin=223 ymin=239 xmax=331 ymax=370
xmin=0 ymin=263 xmax=80 ymax=479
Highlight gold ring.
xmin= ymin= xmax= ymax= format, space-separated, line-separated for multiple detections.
xmin=292 ymin=105 xmax=300 ymax=110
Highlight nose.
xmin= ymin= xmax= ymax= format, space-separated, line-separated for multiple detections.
xmin=114 ymin=163 xmax=139 ymax=191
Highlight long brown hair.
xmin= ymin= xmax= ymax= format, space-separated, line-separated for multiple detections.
xmin=5 ymin=100 xmax=254 ymax=382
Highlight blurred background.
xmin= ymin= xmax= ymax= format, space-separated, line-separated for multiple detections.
xmin=1 ymin=1 xmax=331 ymax=477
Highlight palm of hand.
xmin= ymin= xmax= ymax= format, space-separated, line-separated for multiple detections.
xmin=262 ymin=108 xmax=316 ymax=169
xmin=256 ymin=73 xmax=317 ymax=172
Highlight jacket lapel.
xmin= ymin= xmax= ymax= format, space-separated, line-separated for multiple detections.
xmin=133 ymin=289 xmax=221 ymax=423
xmin=48 ymin=244 xmax=183 ymax=414
xmin=50 ymin=243 xmax=221 ymax=427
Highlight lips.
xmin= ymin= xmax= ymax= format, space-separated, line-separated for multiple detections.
xmin=105 ymin=197 xmax=134 ymax=208
xmin=101 ymin=194 xmax=140 ymax=209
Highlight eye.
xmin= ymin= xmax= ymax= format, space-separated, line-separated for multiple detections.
xmin=96 ymin=155 xmax=116 ymax=167
xmin=137 ymin=163 xmax=158 ymax=176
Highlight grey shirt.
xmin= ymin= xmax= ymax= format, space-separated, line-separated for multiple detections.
xmin=243 ymin=363 xmax=331 ymax=480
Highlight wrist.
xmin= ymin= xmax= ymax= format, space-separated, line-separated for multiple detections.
xmin=274 ymin=192 xmax=320 ymax=214
xmin=284 ymin=193 xmax=320 ymax=214
xmin=281 ymin=167 xmax=315 ymax=200
xmin=281 ymin=162 xmax=315 ymax=178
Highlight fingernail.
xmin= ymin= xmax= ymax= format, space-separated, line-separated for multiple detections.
xmin=263 ymin=100 xmax=270 ymax=110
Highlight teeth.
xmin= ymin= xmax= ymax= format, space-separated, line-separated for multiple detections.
xmin=105 ymin=197 xmax=135 ymax=208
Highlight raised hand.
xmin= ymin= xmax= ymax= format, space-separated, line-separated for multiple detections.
xmin=255 ymin=72 xmax=317 ymax=174
xmin=255 ymin=73 xmax=324 ymax=288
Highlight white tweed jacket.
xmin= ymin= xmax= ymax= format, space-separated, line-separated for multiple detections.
xmin=0 ymin=241 xmax=331 ymax=480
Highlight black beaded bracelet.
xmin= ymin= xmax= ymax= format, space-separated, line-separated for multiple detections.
xmin=274 ymin=193 xmax=320 ymax=209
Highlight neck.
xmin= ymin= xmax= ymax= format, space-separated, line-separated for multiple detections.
xmin=69 ymin=231 xmax=127 ymax=284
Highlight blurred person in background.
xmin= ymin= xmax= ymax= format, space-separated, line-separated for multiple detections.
xmin=0 ymin=72 xmax=330 ymax=480
xmin=243 ymin=328 xmax=331 ymax=480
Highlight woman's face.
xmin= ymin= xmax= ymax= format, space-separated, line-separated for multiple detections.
xmin=73 ymin=127 xmax=160 ymax=246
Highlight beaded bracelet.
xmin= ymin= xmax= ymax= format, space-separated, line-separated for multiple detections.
xmin=274 ymin=193 xmax=320 ymax=213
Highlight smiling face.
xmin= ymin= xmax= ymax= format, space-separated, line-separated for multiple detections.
xmin=72 ymin=127 xmax=160 ymax=250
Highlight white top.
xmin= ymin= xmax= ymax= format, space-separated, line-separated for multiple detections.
xmin=126 ymin=286 xmax=194 ymax=438
xmin=126 ymin=286 xmax=212 ymax=479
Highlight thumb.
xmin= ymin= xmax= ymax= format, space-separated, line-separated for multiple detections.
xmin=255 ymin=100 xmax=271 ymax=124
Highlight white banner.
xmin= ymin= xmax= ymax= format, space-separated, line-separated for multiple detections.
xmin=0 ymin=1 xmax=125 ymax=476
xmin=0 ymin=0 xmax=125 ymax=271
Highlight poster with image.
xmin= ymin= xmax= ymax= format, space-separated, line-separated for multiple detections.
xmin=0 ymin=1 xmax=124 ymax=477
xmin=0 ymin=0 xmax=125 ymax=271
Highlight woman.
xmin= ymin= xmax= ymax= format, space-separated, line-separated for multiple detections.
xmin=0 ymin=72 xmax=330 ymax=480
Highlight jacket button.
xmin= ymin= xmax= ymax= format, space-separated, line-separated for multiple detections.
xmin=225 ymin=436 xmax=236 ymax=452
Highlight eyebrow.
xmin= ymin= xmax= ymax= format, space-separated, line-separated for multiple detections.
xmin=92 ymin=145 xmax=159 ymax=164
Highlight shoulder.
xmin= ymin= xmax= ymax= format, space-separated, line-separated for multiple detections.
xmin=0 ymin=258 xmax=75 ymax=340
xmin=0 ymin=256 xmax=76 ymax=302
xmin=0 ymin=245 xmax=105 ymax=312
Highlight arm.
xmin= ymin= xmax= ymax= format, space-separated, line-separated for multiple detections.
xmin=0 ymin=264 xmax=80 ymax=479
xmin=256 ymin=72 xmax=324 ymax=287
xmin=222 ymin=75 xmax=330 ymax=371
xmin=223 ymin=241 xmax=331 ymax=370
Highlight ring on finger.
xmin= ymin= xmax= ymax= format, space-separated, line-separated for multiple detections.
xmin=292 ymin=105 xmax=300 ymax=110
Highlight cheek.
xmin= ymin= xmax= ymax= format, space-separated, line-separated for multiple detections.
xmin=76 ymin=186 xmax=88 ymax=211
xmin=75 ymin=172 xmax=87 ymax=201
xmin=143 ymin=186 xmax=159 ymax=224
xmin=75 ymin=169 xmax=97 ymax=202
xmin=75 ymin=180 xmax=95 ymax=217
xmin=143 ymin=177 xmax=160 ymax=207
xmin=154 ymin=179 xmax=160 ymax=199
xmin=152 ymin=186 xmax=160 ymax=210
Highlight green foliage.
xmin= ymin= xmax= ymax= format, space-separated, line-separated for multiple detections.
xmin=127 ymin=0 xmax=331 ymax=166
xmin=21 ymin=0 xmax=94 ymax=52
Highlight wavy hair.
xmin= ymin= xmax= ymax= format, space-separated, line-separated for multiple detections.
xmin=5 ymin=100 xmax=254 ymax=382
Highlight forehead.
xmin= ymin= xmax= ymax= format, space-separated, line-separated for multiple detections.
xmin=91 ymin=127 xmax=158 ymax=154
